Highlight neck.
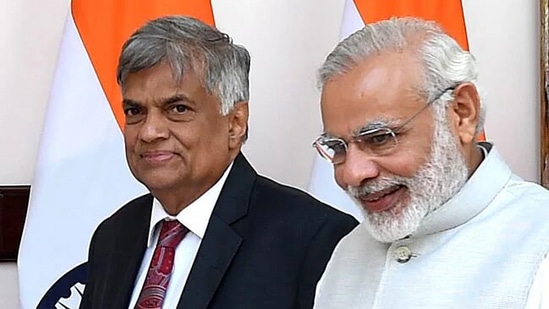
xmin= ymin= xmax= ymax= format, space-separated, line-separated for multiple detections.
xmin=467 ymin=143 xmax=484 ymax=177
xmin=154 ymin=186 xmax=206 ymax=215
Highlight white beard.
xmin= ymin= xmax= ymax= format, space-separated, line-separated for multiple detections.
xmin=347 ymin=118 xmax=470 ymax=243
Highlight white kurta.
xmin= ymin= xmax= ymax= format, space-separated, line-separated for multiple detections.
xmin=315 ymin=143 xmax=549 ymax=309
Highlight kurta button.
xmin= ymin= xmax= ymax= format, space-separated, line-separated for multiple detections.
xmin=394 ymin=246 xmax=413 ymax=263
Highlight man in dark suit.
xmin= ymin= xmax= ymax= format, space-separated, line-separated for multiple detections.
xmin=80 ymin=15 xmax=357 ymax=309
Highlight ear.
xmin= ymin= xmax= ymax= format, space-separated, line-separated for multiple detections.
xmin=228 ymin=101 xmax=249 ymax=149
xmin=447 ymin=83 xmax=480 ymax=145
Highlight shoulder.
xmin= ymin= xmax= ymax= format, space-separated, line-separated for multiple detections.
xmin=92 ymin=193 xmax=152 ymax=237
xmin=505 ymin=176 xmax=549 ymax=203
xmin=252 ymin=175 xmax=358 ymax=231
xmin=490 ymin=177 xmax=549 ymax=222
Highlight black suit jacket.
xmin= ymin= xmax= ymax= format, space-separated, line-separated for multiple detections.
xmin=80 ymin=153 xmax=357 ymax=309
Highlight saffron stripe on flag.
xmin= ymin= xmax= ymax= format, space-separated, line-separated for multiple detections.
xmin=72 ymin=0 xmax=215 ymax=129
xmin=355 ymin=0 xmax=469 ymax=50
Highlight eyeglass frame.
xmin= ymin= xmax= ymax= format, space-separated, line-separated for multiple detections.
xmin=312 ymin=85 xmax=458 ymax=164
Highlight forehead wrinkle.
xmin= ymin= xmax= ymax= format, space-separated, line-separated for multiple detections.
xmin=348 ymin=84 xmax=426 ymax=136
xmin=154 ymin=93 xmax=195 ymax=106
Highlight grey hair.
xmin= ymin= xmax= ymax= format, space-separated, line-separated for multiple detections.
xmin=319 ymin=17 xmax=485 ymax=136
xmin=117 ymin=15 xmax=250 ymax=116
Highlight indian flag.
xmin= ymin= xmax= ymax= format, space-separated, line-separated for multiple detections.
xmin=17 ymin=1 xmax=214 ymax=308
xmin=307 ymin=0 xmax=475 ymax=221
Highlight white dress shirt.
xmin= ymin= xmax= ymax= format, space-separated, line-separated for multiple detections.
xmin=128 ymin=163 xmax=233 ymax=309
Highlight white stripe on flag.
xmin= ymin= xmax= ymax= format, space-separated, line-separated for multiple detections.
xmin=18 ymin=13 xmax=146 ymax=308
xmin=308 ymin=157 xmax=364 ymax=220
xmin=307 ymin=0 xmax=365 ymax=221
xmin=340 ymin=0 xmax=365 ymax=39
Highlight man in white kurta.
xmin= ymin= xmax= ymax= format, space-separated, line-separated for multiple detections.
xmin=312 ymin=17 xmax=549 ymax=309
xmin=315 ymin=142 xmax=549 ymax=308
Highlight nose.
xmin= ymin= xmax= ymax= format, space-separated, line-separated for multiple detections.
xmin=139 ymin=112 xmax=169 ymax=143
xmin=335 ymin=143 xmax=380 ymax=188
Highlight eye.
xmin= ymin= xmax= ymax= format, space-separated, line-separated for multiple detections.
xmin=123 ymin=105 xmax=146 ymax=125
xmin=170 ymin=104 xmax=189 ymax=114
xmin=367 ymin=132 xmax=393 ymax=146
xmin=123 ymin=106 xmax=141 ymax=116
xmin=357 ymin=129 xmax=398 ymax=155
xmin=324 ymin=140 xmax=346 ymax=153
xmin=166 ymin=103 xmax=195 ymax=122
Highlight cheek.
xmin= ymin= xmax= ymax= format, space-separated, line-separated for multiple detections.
xmin=172 ymin=123 xmax=225 ymax=151
xmin=173 ymin=131 xmax=199 ymax=150
xmin=123 ymin=130 xmax=138 ymax=151
xmin=390 ymin=124 xmax=435 ymax=176
xmin=205 ymin=123 xmax=230 ymax=146
xmin=382 ymin=150 xmax=430 ymax=178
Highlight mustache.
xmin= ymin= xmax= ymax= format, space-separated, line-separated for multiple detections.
xmin=346 ymin=176 xmax=409 ymax=197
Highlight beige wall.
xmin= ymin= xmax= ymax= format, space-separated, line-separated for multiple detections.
xmin=0 ymin=0 xmax=541 ymax=307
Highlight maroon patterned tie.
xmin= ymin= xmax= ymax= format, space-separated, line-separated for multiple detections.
xmin=135 ymin=219 xmax=188 ymax=309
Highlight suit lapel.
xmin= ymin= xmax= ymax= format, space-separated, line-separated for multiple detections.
xmin=177 ymin=153 xmax=256 ymax=309
xmin=110 ymin=195 xmax=152 ymax=308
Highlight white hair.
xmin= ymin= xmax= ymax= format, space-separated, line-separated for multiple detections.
xmin=318 ymin=17 xmax=486 ymax=136
xmin=118 ymin=16 xmax=250 ymax=117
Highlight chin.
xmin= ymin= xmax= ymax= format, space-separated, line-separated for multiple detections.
xmin=358 ymin=198 xmax=426 ymax=243
xmin=136 ymin=173 xmax=183 ymax=192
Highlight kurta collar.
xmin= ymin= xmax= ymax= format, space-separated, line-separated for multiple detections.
xmin=411 ymin=142 xmax=513 ymax=238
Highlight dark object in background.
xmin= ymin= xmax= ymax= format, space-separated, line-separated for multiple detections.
xmin=0 ymin=186 xmax=30 ymax=262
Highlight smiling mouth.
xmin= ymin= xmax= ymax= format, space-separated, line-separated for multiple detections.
xmin=140 ymin=152 xmax=176 ymax=163
xmin=359 ymin=185 xmax=405 ymax=213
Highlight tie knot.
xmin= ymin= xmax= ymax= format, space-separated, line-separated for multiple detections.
xmin=158 ymin=219 xmax=188 ymax=249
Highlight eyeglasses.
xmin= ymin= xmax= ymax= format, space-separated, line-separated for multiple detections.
xmin=313 ymin=86 xmax=456 ymax=165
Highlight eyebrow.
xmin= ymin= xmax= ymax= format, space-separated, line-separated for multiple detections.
xmin=320 ymin=118 xmax=393 ymax=139
xmin=122 ymin=94 xmax=196 ymax=108
xmin=351 ymin=118 xmax=399 ymax=136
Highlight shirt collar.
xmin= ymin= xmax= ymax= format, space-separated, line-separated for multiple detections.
xmin=146 ymin=162 xmax=234 ymax=247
